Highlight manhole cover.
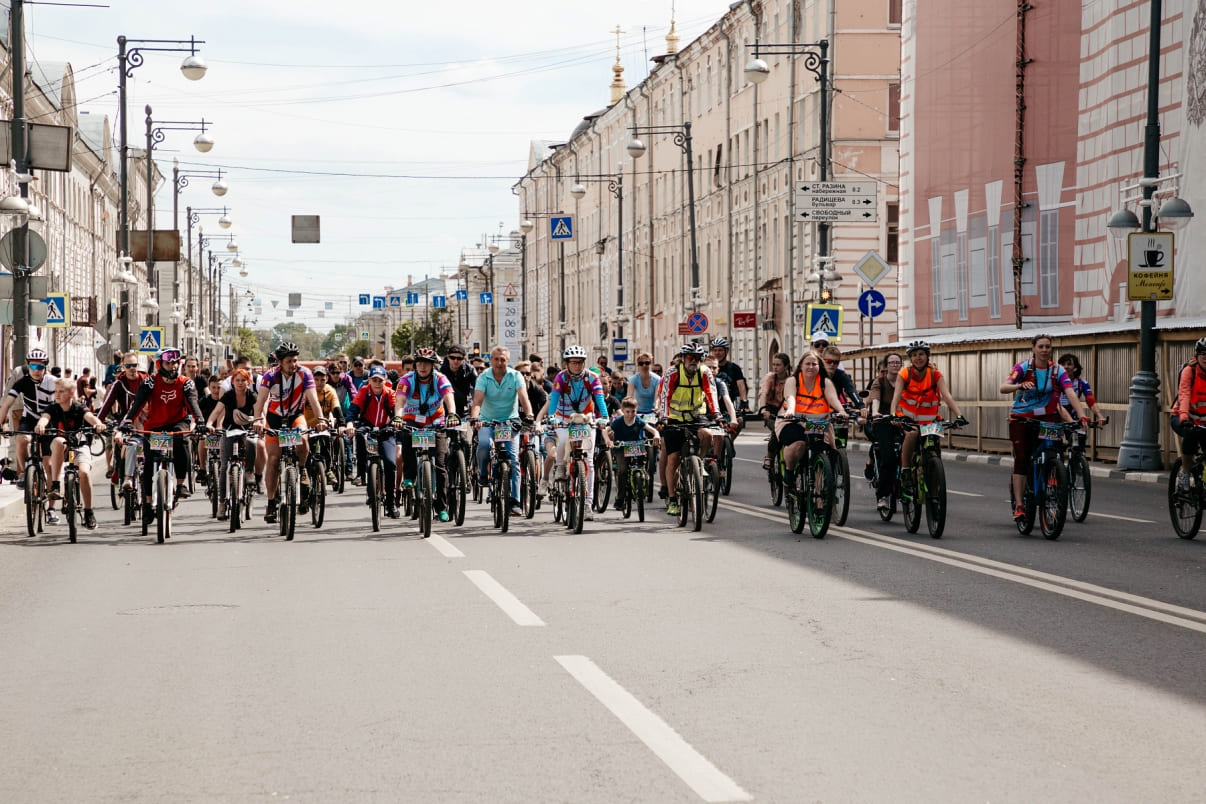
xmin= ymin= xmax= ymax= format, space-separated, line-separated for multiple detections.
xmin=117 ymin=604 xmax=239 ymax=616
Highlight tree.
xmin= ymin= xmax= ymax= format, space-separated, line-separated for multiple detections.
xmin=231 ymin=328 xmax=265 ymax=367
xmin=390 ymin=309 xmax=455 ymax=358
xmin=345 ymin=339 xmax=371 ymax=359
xmin=320 ymin=324 xmax=357 ymax=357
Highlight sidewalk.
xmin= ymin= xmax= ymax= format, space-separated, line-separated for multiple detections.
xmin=0 ymin=481 xmax=24 ymax=526
xmin=842 ymin=440 xmax=1167 ymax=485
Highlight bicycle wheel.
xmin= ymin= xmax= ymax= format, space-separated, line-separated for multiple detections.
xmin=227 ymin=465 xmax=241 ymax=533
xmin=721 ymin=437 xmax=734 ymax=496
xmin=110 ymin=471 xmax=118 ymax=509
xmin=553 ymin=481 xmax=565 ymax=524
xmin=645 ymin=446 xmax=657 ymax=503
xmin=25 ymin=464 xmax=40 ymax=538
xmin=498 ymin=462 xmax=511 ymax=533
xmin=807 ymin=452 xmax=836 ymax=539
xmin=833 ymin=449 xmax=851 ymax=527
xmin=1168 ymin=458 xmax=1203 ymax=540
xmin=769 ymin=456 xmax=784 ymax=507
xmin=311 ymin=461 xmax=327 ymax=528
xmin=209 ymin=463 xmax=219 ymax=519
xmin=156 ymin=471 xmax=170 ymax=544
xmin=571 ymin=463 xmax=586 ymax=534
xmin=902 ymin=466 xmax=922 ymax=534
xmin=64 ymin=472 xmax=78 ymax=543
xmin=368 ymin=462 xmax=381 ymax=532
xmin=522 ymin=451 xmax=538 ymax=519
xmin=688 ymin=457 xmax=705 ymax=532
xmin=633 ymin=469 xmax=646 ymax=522
xmin=923 ymin=455 xmax=947 ymax=539
xmin=619 ymin=472 xmax=631 ymax=519
xmin=282 ymin=465 xmax=298 ymax=541
xmin=704 ymin=460 xmax=720 ymax=524
xmin=786 ymin=467 xmax=806 ymax=535
xmin=1011 ymin=479 xmax=1036 ymax=535
xmin=419 ymin=459 xmax=433 ymax=539
xmin=123 ymin=485 xmax=135 ymax=527
xmin=1038 ymin=459 xmax=1068 ymax=540
xmin=593 ymin=452 xmax=612 ymax=513
xmin=1068 ymin=453 xmax=1092 ymax=523
xmin=333 ymin=438 xmax=347 ymax=494
xmin=186 ymin=441 xmax=195 ymax=493
xmin=492 ymin=464 xmax=504 ymax=529
xmin=448 ymin=450 xmax=466 ymax=526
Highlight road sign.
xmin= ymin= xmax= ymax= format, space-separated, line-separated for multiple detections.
xmin=502 ymin=282 xmax=518 ymax=298
xmin=612 ymin=338 xmax=629 ymax=362
xmin=388 ymin=294 xmax=402 ymax=308
xmin=795 ymin=180 xmax=878 ymax=223
xmin=43 ymin=292 xmax=69 ymax=327
xmin=462 ymin=328 xmax=473 ymax=340
xmin=480 ymin=292 xmax=493 ymax=305
xmin=685 ymin=311 xmax=709 ymax=334
xmin=806 ymin=303 xmax=843 ymax=342
xmin=432 ymin=295 xmax=447 ymax=309
xmin=852 ymin=250 xmax=892 ymax=288
xmin=858 ymin=289 xmax=886 ymax=318
xmin=499 ymin=297 xmax=521 ymax=354
xmin=138 ymin=326 xmax=163 ymax=354
xmin=733 ymin=312 xmax=756 ymax=329
xmin=550 ymin=216 xmax=574 ymax=241
xmin=406 ymin=292 xmax=420 ymax=306
xmin=677 ymin=322 xmax=692 ymax=335
xmin=455 ymin=289 xmax=468 ymax=301
xmin=372 ymin=296 xmax=385 ymax=309
xmin=1127 ymin=231 xmax=1175 ymax=301
xmin=0 ymin=229 xmax=48 ymax=272
xmin=360 ymin=330 xmax=370 ymax=340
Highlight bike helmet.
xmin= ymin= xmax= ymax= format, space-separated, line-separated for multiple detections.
xmin=563 ymin=345 xmax=587 ymax=360
xmin=710 ymin=337 xmax=729 ymax=350
xmin=273 ymin=341 xmax=299 ymax=360
xmin=415 ymin=347 xmax=439 ymax=364
xmin=679 ymin=343 xmax=707 ymax=357
xmin=905 ymin=340 xmax=931 ymax=355
xmin=1195 ymin=336 xmax=1206 ymax=354
xmin=156 ymin=346 xmax=182 ymax=364
xmin=25 ymin=347 xmax=48 ymax=364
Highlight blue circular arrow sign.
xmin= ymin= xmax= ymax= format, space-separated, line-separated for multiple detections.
xmin=858 ymin=289 xmax=886 ymax=319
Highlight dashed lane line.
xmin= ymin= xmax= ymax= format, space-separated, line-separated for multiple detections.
xmin=462 ymin=570 xmax=545 ymax=626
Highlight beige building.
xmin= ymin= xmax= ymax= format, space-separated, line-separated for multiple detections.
xmin=513 ymin=0 xmax=902 ymax=381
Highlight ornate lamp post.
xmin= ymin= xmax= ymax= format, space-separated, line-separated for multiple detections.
xmin=627 ymin=124 xmax=699 ymax=304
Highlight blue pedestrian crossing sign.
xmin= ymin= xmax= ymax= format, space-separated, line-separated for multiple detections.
xmin=43 ymin=293 xmax=69 ymax=328
xmin=480 ymin=292 xmax=494 ymax=305
xmin=432 ymin=295 xmax=447 ymax=309
xmin=372 ymin=296 xmax=385 ymax=309
xmin=454 ymin=289 xmax=468 ymax=301
xmin=388 ymin=294 xmax=402 ymax=308
xmin=550 ymin=216 xmax=574 ymax=241
xmin=358 ymin=293 xmax=370 ymax=305
xmin=406 ymin=292 xmax=419 ymax=306
xmin=138 ymin=327 xmax=164 ymax=354
xmin=806 ymin=303 xmax=843 ymax=342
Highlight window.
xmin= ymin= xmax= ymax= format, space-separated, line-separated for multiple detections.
xmin=886 ymin=203 xmax=899 ymax=263
xmin=889 ymin=0 xmax=902 ymax=26
xmin=1039 ymin=209 xmax=1059 ymax=308
xmin=887 ymin=83 xmax=901 ymax=134
xmin=931 ymin=237 xmax=942 ymax=324
xmin=987 ymin=225 xmax=1001 ymax=318
xmin=957 ymin=231 xmax=969 ymax=321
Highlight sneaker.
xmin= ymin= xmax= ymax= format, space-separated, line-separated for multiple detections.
xmin=762 ymin=456 xmax=772 ymax=471
xmin=48 ymin=482 xmax=62 ymax=501
xmin=196 ymin=470 xmax=208 ymax=486
xmin=667 ymin=500 xmax=681 ymax=516
xmin=478 ymin=474 xmax=490 ymax=487
xmin=510 ymin=503 xmax=523 ymax=516
xmin=1176 ymin=472 xmax=1191 ymax=493
xmin=352 ymin=475 xmax=365 ymax=487
xmin=256 ymin=477 xmax=265 ymax=494
xmin=658 ymin=485 xmax=669 ymax=500
xmin=877 ymin=496 xmax=890 ymax=513
xmin=585 ymin=511 xmax=595 ymax=521
xmin=864 ymin=461 xmax=875 ymax=481
xmin=298 ymin=487 xmax=310 ymax=515
xmin=326 ymin=470 xmax=338 ymax=486
xmin=264 ymin=500 xmax=278 ymax=523
xmin=83 ymin=509 xmax=97 ymax=530
xmin=614 ymin=497 xmax=624 ymax=510
xmin=217 ymin=502 xmax=229 ymax=521
xmin=46 ymin=508 xmax=60 ymax=524
xmin=438 ymin=510 xmax=450 ymax=523
xmin=175 ymin=485 xmax=192 ymax=500
xmin=537 ymin=479 xmax=548 ymax=496
xmin=122 ymin=477 xmax=133 ymax=491
xmin=386 ymin=506 xmax=401 ymax=519
xmin=15 ymin=477 xmax=25 ymax=490
xmin=1012 ymin=503 xmax=1026 ymax=521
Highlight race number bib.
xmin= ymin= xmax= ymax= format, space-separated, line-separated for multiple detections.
xmin=365 ymin=435 xmax=379 ymax=456
xmin=411 ymin=429 xmax=436 ymax=449
xmin=149 ymin=432 xmax=174 ymax=453
xmin=278 ymin=428 xmax=304 ymax=448
xmin=920 ymin=422 xmax=944 ymax=437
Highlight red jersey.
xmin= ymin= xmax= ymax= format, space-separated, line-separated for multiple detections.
xmin=350 ymin=385 xmax=397 ymax=428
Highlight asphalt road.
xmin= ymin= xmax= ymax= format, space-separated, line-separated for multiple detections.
xmin=1 ymin=439 xmax=1204 ymax=803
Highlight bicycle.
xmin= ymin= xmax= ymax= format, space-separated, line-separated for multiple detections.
xmin=479 ymin=418 xmax=520 ymax=534
xmin=115 ymin=432 xmax=145 ymax=527
xmin=1010 ymin=419 xmax=1075 ymax=540
xmin=265 ymin=426 xmax=309 ymax=541
xmin=592 ymin=430 xmax=613 ymax=513
xmin=830 ymin=410 xmax=857 ymax=527
xmin=203 ymin=431 xmax=223 ymax=519
xmin=890 ymin=416 xmax=962 ymax=539
xmin=663 ymin=419 xmax=712 ymax=533
xmin=330 ymin=429 xmax=348 ymax=494
xmin=557 ymin=417 xmax=594 ymax=534
xmin=397 ymin=422 xmax=444 ymax=539
xmin=445 ymin=424 xmax=470 ymax=526
xmin=55 ymin=428 xmax=103 ymax=543
xmin=612 ymin=440 xmax=648 ymax=522
xmin=125 ymin=427 xmax=185 ymax=544
xmin=640 ymin=413 xmax=660 ymax=502
xmin=356 ymin=425 xmax=395 ymax=533
xmin=776 ymin=414 xmax=839 ymax=539
xmin=4 ymin=431 xmax=48 ymax=538
xmin=1063 ymin=417 xmax=1107 ymax=523
xmin=1168 ymin=423 xmax=1206 ymax=539
xmin=518 ymin=420 xmax=542 ymax=519
xmin=213 ymin=427 xmax=256 ymax=532
xmin=306 ymin=430 xmax=330 ymax=529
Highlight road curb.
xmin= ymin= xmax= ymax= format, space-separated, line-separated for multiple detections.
xmin=842 ymin=440 xmax=1166 ymax=484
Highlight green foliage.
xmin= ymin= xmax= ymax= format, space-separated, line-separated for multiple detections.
xmin=320 ymin=323 xmax=357 ymax=357
xmin=390 ymin=309 xmax=455 ymax=359
xmin=231 ymin=328 xmax=265 ymax=367
xmin=345 ymin=339 xmax=372 ymax=359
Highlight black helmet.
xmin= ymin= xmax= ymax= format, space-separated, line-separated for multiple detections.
xmin=274 ymin=341 xmax=299 ymax=360
xmin=1196 ymin=336 xmax=1206 ymax=354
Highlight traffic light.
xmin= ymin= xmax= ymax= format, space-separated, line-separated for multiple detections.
xmin=819 ymin=288 xmax=832 ymax=303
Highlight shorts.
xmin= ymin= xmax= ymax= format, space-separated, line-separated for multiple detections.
xmin=266 ymin=412 xmax=306 ymax=440
xmin=777 ymin=422 xmax=809 ymax=450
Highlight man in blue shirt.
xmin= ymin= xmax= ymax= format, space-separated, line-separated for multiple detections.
xmin=470 ymin=346 xmax=533 ymax=516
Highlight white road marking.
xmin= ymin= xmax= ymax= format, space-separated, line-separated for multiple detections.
xmin=734 ymin=457 xmax=763 ymax=465
xmin=1087 ymin=512 xmax=1156 ymax=524
xmin=717 ymin=499 xmax=1206 ymax=634
xmin=947 ymin=489 xmax=983 ymax=497
xmin=555 ymin=655 xmax=752 ymax=803
xmin=427 ymin=534 xmax=464 ymax=558
xmin=462 ymin=570 xmax=545 ymax=626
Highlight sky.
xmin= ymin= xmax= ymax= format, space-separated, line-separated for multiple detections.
xmin=23 ymin=0 xmax=736 ymax=333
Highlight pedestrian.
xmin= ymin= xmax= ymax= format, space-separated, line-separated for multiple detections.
xmin=76 ymin=367 xmax=97 ymax=412
xmin=102 ymin=349 xmax=123 ymax=389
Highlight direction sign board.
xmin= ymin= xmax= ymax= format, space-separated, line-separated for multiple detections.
xmin=685 ymin=311 xmax=709 ymax=334
xmin=479 ymin=292 xmax=494 ymax=305
xmin=359 ymin=294 xmax=371 ymax=305
xmin=372 ymin=296 xmax=385 ymax=309
xmin=858 ymin=289 xmax=886 ymax=319
xmin=677 ymin=322 xmax=692 ymax=335
xmin=805 ymin=303 xmax=843 ymax=342
xmin=431 ymin=295 xmax=447 ymax=309
xmin=454 ymin=289 xmax=468 ymax=301
xmin=406 ymin=292 xmax=419 ymax=306
xmin=550 ymin=216 xmax=574 ymax=241
xmin=795 ymin=180 xmax=878 ymax=223
xmin=612 ymin=338 xmax=629 ymax=362
xmin=852 ymin=250 xmax=892 ymax=288
xmin=1127 ymin=231 xmax=1175 ymax=301
xmin=43 ymin=292 xmax=69 ymax=328
xmin=138 ymin=326 xmax=164 ymax=354
xmin=733 ymin=312 xmax=757 ymax=329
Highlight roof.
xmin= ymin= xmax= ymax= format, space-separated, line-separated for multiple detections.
xmin=28 ymin=59 xmax=69 ymax=111
xmin=76 ymin=111 xmax=109 ymax=162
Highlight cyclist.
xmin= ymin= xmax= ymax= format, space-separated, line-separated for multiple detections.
xmin=703 ymin=355 xmax=741 ymax=470
xmin=603 ymin=396 xmax=661 ymax=502
xmin=821 ymin=346 xmax=863 ymax=411
xmin=776 ymin=352 xmax=848 ymax=486
xmin=758 ymin=352 xmax=792 ymax=471
xmin=542 ymin=345 xmax=609 ymax=520
xmin=655 ymin=343 xmax=720 ymax=517
xmin=395 ymin=347 xmax=456 ymax=522
xmin=0 ymin=347 xmax=57 ymax=488
xmin=629 ymin=352 xmax=661 ymax=415
xmin=196 ymin=374 xmax=223 ymax=486
xmin=1171 ymin=337 xmax=1206 ymax=482
xmin=182 ymin=355 xmax=202 ymax=383
xmin=1056 ymin=353 xmax=1108 ymax=425
xmin=886 ymin=341 xmax=965 ymax=514
xmin=119 ymin=346 xmax=208 ymax=515
xmin=305 ymin=365 xmax=345 ymax=486
xmin=251 ymin=342 xmax=330 ymax=524
xmin=97 ymin=352 xmax=147 ymax=489
xmin=344 ymin=365 xmax=400 ymax=517
xmin=710 ymin=337 xmax=750 ymax=413
xmin=439 ymin=345 xmax=478 ymax=417
xmin=327 ymin=359 xmax=356 ymax=481
xmin=863 ymin=353 xmax=903 ymax=501
xmin=470 ymin=346 xmax=534 ymax=518
xmin=35 ymin=379 xmax=108 ymax=528
xmin=348 ymin=356 xmax=370 ymax=391
xmin=999 ymin=333 xmax=1087 ymax=521
xmin=205 ymin=368 xmax=262 ymax=520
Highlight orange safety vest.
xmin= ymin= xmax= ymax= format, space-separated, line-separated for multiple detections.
xmin=895 ymin=365 xmax=941 ymax=423
xmin=1186 ymin=364 xmax=1206 ymax=424
xmin=793 ymin=372 xmax=830 ymax=416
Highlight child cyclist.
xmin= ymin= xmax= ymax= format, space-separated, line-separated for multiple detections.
xmin=603 ymin=397 xmax=661 ymax=509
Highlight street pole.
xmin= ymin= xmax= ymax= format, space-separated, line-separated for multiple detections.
xmin=117 ymin=36 xmax=132 ymax=353
xmin=10 ymin=0 xmax=31 ymax=366
xmin=1117 ymin=0 xmax=1164 ymax=471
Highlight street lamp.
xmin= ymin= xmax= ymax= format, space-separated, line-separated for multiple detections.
xmin=1106 ymin=0 xmax=1195 ymax=470
xmin=627 ymin=122 xmax=699 ymax=302
xmin=568 ymin=169 xmax=625 ymax=324
xmin=117 ymin=34 xmax=207 ymax=352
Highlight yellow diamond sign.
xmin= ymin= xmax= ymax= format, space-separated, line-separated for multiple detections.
xmin=852 ymin=250 xmax=892 ymax=288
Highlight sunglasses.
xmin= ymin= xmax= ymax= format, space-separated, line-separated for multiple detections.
xmin=28 ymin=363 xmax=46 ymax=371
xmin=448 ymin=355 xmax=464 ymax=360
xmin=823 ymin=359 xmax=838 ymax=365
xmin=123 ymin=363 xmax=138 ymax=368
xmin=638 ymin=361 xmax=651 ymax=366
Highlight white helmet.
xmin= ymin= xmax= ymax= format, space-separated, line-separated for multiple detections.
xmin=563 ymin=345 xmax=587 ymax=360
xmin=26 ymin=347 xmax=48 ymax=363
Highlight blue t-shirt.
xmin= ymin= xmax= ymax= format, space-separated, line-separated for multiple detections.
xmin=630 ymin=372 xmax=661 ymax=414
xmin=610 ymin=415 xmax=647 ymax=443
xmin=474 ymin=367 xmax=524 ymax=421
